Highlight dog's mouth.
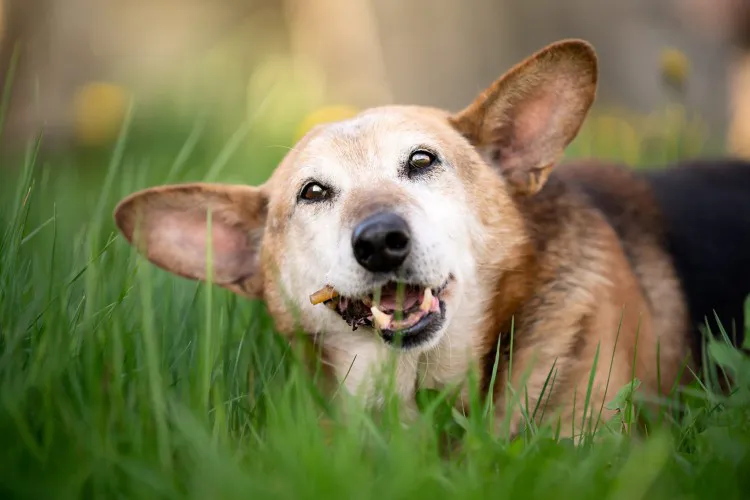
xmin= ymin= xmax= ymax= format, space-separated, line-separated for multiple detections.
xmin=309 ymin=279 xmax=450 ymax=347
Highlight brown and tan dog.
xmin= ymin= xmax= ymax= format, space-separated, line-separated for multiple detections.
xmin=114 ymin=40 xmax=750 ymax=438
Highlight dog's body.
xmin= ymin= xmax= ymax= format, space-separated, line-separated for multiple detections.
xmin=114 ymin=40 xmax=750 ymax=437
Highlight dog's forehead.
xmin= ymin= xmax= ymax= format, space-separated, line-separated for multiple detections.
xmin=290 ymin=106 xmax=453 ymax=176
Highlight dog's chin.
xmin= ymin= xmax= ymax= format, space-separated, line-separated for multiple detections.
xmin=316 ymin=276 xmax=454 ymax=351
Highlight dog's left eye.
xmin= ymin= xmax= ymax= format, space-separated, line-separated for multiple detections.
xmin=408 ymin=150 xmax=437 ymax=171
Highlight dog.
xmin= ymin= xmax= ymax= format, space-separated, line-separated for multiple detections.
xmin=114 ymin=39 xmax=750 ymax=437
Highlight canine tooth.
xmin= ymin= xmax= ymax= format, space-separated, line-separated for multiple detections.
xmin=420 ymin=288 xmax=433 ymax=312
xmin=370 ymin=306 xmax=392 ymax=330
xmin=430 ymin=297 xmax=440 ymax=312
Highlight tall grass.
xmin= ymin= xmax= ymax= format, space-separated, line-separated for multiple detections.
xmin=0 ymin=104 xmax=749 ymax=499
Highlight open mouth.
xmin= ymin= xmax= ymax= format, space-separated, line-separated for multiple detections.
xmin=309 ymin=279 xmax=450 ymax=348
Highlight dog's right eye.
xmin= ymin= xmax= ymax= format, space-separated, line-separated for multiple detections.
xmin=299 ymin=182 xmax=330 ymax=202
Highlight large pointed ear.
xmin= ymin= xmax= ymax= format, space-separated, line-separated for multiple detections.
xmin=114 ymin=183 xmax=268 ymax=298
xmin=450 ymin=39 xmax=598 ymax=196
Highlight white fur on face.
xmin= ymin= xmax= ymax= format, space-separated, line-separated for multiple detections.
xmin=276 ymin=109 xmax=484 ymax=352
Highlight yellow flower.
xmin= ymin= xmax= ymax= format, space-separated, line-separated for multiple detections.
xmin=295 ymin=105 xmax=360 ymax=141
xmin=72 ymin=82 xmax=129 ymax=146
xmin=660 ymin=48 xmax=690 ymax=91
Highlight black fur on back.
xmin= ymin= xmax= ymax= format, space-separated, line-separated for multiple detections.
xmin=641 ymin=159 xmax=750 ymax=353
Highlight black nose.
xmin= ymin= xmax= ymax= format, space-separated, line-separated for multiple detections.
xmin=351 ymin=212 xmax=411 ymax=273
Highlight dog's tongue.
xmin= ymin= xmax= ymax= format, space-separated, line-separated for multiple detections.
xmin=377 ymin=284 xmax=421 ymax=311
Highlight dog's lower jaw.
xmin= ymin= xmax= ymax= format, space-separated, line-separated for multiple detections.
xmin=310 ymin=278 xmax=481 ymax=423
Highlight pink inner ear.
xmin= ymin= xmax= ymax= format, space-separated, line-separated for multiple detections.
xmin=492 ymin=81 xmax=583 ymax=172
xmin=513 ymin=90 xmax=558 ymax=146
xmin=141 ymin=208 xmax=256 ymax=284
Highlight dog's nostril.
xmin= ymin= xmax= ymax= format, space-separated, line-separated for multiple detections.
xmin=385 ymin=231 xmax=408 ymax=251
xmin=355 ymin=240 xmax=375 ymax=259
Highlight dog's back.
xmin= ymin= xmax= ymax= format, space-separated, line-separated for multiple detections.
xmin=644 ymin=160 xmax=750 ymax=352
xmin=559 ymin=159 xmax=750 ymax=360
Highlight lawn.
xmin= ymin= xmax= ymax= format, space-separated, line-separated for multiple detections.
xmin=0 ymin=99 xmax=749 ymax=500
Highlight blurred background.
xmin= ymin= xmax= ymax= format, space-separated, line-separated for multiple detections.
xmin=4 ymin=4 xmax=750 ymax=497
xmin=1 ymin=0 xmax=749 ymax=176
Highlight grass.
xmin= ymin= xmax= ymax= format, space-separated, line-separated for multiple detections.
xmin=0 ymin=102 xmax=749 ymax=500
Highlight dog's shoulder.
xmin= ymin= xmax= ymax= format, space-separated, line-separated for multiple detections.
xmin=505 ymin=159 xmax=655 ymax=325
xmin=535 ymin=160 xmax=689 ymax=366
xmin=552 ymin=157 xmax=750 ymax=353
xmin=479 ymin=160 xmax=675 ymax=412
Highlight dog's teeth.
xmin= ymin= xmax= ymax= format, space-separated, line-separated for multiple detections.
xmin=370 ymin=306 xmax=392 ymax=330
xmin=420 ymin=288 xmax=433 ymax=312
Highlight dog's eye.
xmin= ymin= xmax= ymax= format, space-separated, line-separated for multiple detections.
xmin=408 ymin=150 xmax=437 ymax=171
xmin=299 ymin=182 xmax=330 ymax=202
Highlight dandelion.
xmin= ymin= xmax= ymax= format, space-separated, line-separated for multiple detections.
xmin=660 ymin=48 xmax=691 ymax=95
xmin=72 ymin=82 xmax=130 ymax=147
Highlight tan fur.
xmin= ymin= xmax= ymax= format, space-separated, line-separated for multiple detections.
xmin=341 ymin=187 xmax=416 ymax=227
xmin=114 ymin=39 xmax=694 ymax=439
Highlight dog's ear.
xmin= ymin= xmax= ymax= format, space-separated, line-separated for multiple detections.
xmin=114 ymin=183 xmax=268 ymax=298
xmin=450 ymin=39 xmax=598 ymax=196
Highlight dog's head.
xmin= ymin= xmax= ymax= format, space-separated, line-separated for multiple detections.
xmin=114 ymin=40 xmax=597 ymax=352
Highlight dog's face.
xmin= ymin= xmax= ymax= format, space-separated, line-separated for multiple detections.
xmin=263 ymin=106 xmax=489 ymax=350
xmin=114 ymin=39 xmax=598 ymax=353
